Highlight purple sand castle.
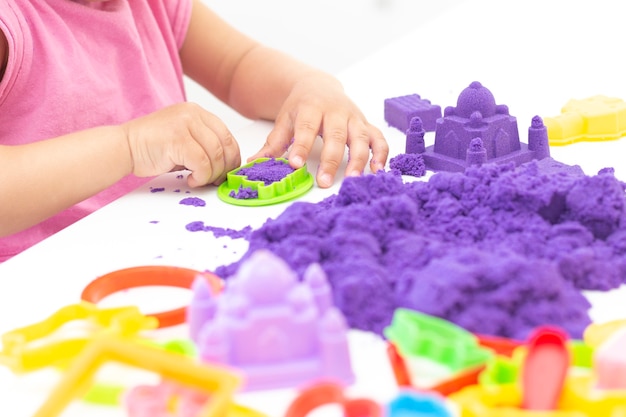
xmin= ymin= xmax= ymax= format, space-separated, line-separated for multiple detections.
xmin=189 ymin=250 xmax=354 ymax=391
xmin=385 ymin=94 xmax=442 ymax=132
xmin=414 ymin=82 xmax=550 ymax=172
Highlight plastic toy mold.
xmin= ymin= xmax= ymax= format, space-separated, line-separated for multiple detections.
xmin=0 ymin=302 xmax=157 ymax=373
xmin=384 ymin=308 xmax=493 ymax=373
xmin=284 ymin=381 xmax=382 ymax=417
xmin=448 ymin=326 xmax=626 ymax=416
xmin=81 ymin=265 xmax=220 ymax=328
xmin=217 ymin=158 xmax=314 ymax=206
xmin=544 ymin=95 xmax=626 ymax=146
xmin=190 ymin=250 xmax=354 ymax=391
xmin=31 ymin=333 xmax=241 ymax=417
xmin=387 ymin=390 xmax=452 ymax=417
xmin=125 ymin=381 xmax=268 ymax=417
xmin=407 ymin=82 xmax=551 ymax=172
xmin=594 ymin=328 xmax=626 ymax=390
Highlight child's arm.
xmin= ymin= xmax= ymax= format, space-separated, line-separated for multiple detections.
xmin=180 ymin=0 xmax=389 ymax=188
xmin=0 ymin=103 xmax=240 ymax=237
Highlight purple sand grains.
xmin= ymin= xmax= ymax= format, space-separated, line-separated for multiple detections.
xmin=236 ymin=158 xmax=295 ymax=185
xmin=179 ymin=197 xmax=206 ymax=207
xmin=389 ymin=153 xmax=427 ymax=177
xmin=229 ymin=186 xmax=259 ymax=200
xmin=186 ymin=221 xmax=253 ymax=239
xmin=214 ymin=158 xmax=626 ymax=339
xmin=150 ymin=187 xmax=165 ymax=193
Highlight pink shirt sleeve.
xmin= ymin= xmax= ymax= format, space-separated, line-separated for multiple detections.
xmin=160 ymin=0 xmax=193 ymax=50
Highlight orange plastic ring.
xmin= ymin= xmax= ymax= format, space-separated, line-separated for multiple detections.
xmin=284 ymin=381 xmax=382 ymax=417
xmin=81 ymin=266 xmax=222 ymax=328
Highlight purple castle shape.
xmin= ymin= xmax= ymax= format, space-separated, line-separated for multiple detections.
xmin=413 ymin=81 xmax=550 ymax=172
xmin=189 ymin=250 xmax=354 ymax=391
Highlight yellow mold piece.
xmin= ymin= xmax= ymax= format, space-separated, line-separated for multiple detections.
xmin=545 ymin=95 xmax=626 ymax=146
xmin=0 ymin=301 xmax=157 ymax=373
xmin=31 ymin=333 xmax=242 ymax=417
xmin=450 ymin=374 xmax=626 ymax=416
xmin=583 ymin=319 xmax=626 ymax=348
xmin=449 ymin=383 xmax=583 ymax=417
xmin=559 ymin=375 xmax=626 ymax=416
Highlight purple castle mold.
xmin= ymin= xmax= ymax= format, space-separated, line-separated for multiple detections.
xmin=385 ymin=94 xmax=442 ymax=132
xmin=418 ymin=82 xmax=550 ymax=172
xmin=190 ymin=250 xmax=354 ymax=391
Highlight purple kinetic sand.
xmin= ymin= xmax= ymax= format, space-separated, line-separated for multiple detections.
xmin=421 ymin=81 xmax=550 ymax=172
xmin=385 ymin=94 xmax=442 ymax=132
xmin=389 ymin=154 xmax=426 ymax=177
xmin=405 ymin=117 xmax=426 ymax=154
xmin=186 ymin=221 xmax=253 ymax=239
xmin=216 ymin=158 xmax=626 ymax=340
xmin=236 ymin=158 xmax=295 ymax=185
xmin=229 ymin=186 xmax=258 ymax=200
xmin=179 ymin=197 xmax=206 ymax=207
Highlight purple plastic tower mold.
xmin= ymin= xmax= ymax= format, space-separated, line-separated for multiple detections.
xmin=385 ymin=94 xmax=442 ymax=132
xmin=190 ymin=250 xmax=354 ymax=391
xmin=418 ymin=81 xmax=550 ymax=172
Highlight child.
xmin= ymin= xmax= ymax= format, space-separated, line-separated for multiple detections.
xmin=0 ymin=0 xmax=388 ymax=262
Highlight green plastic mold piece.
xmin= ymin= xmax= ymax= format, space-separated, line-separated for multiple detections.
xmin=383 ymin=308 xmax=493 ymax=372
xmin=217 ymin=157 xmax=314 ymax=206
xmin=478 ymin=355 xmax=518 ymax=387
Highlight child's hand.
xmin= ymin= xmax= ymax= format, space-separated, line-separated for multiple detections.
xmin=248 ymin=74 xmax=389 ymax=188
xmin=123 ymin=103 xmax=241 ymax=187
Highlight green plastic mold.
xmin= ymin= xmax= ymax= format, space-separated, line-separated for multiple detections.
xmin=217 ymin=157 xmax=314 ymax=206
xmin=384 ymin=308 xmax=493 ymax=373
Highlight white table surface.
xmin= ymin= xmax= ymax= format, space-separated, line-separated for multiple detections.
xmin=2 ymin=0 xmax=626 ymax=415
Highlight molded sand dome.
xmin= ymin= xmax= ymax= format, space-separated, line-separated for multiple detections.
xmin=456 ymin=81 xmax=497 ymax=118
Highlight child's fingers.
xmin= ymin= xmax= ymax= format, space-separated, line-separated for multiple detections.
xmin=289 ymin=107 xmax=323 ymax=170
xmin=180 ymin=137 xmax=216 ymax=188
xmin=343 ymin=119 xmax=374 ymax=179
xmin=317 ymin=114 xmax=349 ymax=188
xmin=249 ymin=120 xmax=292 ymax=162
xmin=368 ymin=125 xmax=389 ymax=172
xmin=194 ymin=110 xmax=241 ymax=185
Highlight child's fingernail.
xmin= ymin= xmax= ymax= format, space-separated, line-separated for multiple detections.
xmin=319 ymin=173 xmax=332 ymax=187
xmin=291 ymin=155 xmax=304 ymax=167
xmin=349 ymin=170 xmax=361 ymax=177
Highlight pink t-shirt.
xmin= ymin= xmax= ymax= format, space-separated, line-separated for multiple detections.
xmin=0 ymin=0 xmax=192 ymax=262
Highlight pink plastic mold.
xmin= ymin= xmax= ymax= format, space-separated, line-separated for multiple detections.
xmin=594 ymin=328 xmax=626 ymax=390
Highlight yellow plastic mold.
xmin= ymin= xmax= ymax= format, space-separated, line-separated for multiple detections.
xmin=0 ymin=302 xmax=157 ymax=373
xmin=32 ymin=333 xmax=242 ymax=417
xmin=545 ymin=95 xmax=626 ymax=146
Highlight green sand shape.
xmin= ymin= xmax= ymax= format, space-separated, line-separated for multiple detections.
xmin=217 ymin=158 xmax=314 ymax=206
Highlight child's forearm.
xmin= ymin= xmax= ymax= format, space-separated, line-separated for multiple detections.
xmin=0 ymin=125 xmax=132 ymax=236
xmin=227 ymin=45 xmax=342 ymax=121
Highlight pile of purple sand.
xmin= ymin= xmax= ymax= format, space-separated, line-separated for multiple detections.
xmin=215 ymin=158 xmax=626 ymax=340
